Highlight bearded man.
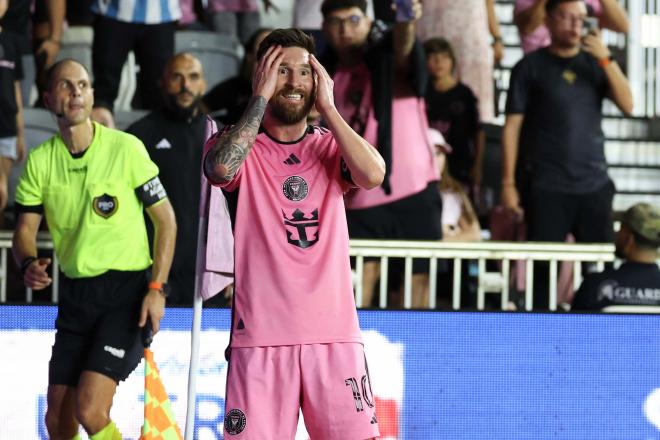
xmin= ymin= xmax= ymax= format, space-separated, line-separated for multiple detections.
xmin=127 ymin=52 xmax=208 ymax=305
xmin=204 ymin=28 xmax=384 ymax=440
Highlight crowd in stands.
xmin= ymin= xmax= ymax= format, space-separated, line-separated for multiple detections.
xmin=0 ymin=0 xmax=658 ymax=311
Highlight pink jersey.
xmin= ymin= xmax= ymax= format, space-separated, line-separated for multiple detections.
xmin=333 ymin=64 xmax=439 ymax=209
xmin=216 ymin=126 xmax=362 ymax=348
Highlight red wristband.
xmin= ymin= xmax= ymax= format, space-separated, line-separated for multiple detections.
xmin=148 ymin=281 xmax=163 ymax=291
xmin=598 ymin=56 xmax=612 ymax=68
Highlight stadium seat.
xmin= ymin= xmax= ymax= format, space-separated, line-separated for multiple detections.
xmin=56 ymin=26 xmax=94 ymax=75
xmin=174 ymin=30 xmax=242 ymax=89
xmin=8 ymin=108 xmax=59 ymax=210
xmin=114 ymin=109 xmax=149 ymax=131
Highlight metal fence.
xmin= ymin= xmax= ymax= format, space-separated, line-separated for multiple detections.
xmin=1 ymin=231 xmax=618 ymax=312
xmin=350 ymin=239 xmax=615 ymax=312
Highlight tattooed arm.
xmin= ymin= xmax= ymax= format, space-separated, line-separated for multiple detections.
xmin=204 ymin=45 xmax=284 ymax=184
xmin=203 ymin=96 xmax=268 ymax=183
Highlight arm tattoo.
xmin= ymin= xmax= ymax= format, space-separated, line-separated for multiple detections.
xmin=204 ymin=96 xmax=268 ymax=183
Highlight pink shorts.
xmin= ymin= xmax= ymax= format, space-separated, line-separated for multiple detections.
xmin=223 ymin=342 xmax=380 ymax=440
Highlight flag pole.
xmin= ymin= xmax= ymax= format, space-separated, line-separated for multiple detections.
xmin=184 ymin=216 xmax=206 ymax=440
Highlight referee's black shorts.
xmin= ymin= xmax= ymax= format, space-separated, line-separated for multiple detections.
xmin=49 ymin=269 xmax=148 ymax=386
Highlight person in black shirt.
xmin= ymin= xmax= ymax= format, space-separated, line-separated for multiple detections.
xmin=127 ymin=52 xmax=208 ymax=305
xmin=424 ymin=37 xmax=484 ymax=189
xmin=501 ymin=0 xmax=633 ymax=308
xmin=202 ymin=28 xmax=272 ymax=125
xmin=572 ymin=203 xmax=660 ymax=310
xmin=0 ymin=0 xmax=25 ymax=218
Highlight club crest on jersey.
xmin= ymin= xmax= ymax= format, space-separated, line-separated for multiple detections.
xmin=224 ymin=409 xmax=247 ymax=435
xmin=283 ymin=208 xmax=319 ymax=249
xmin=282 ymin=175 xmax=308 ymax=201
xmin=92 ymin=193 xmax=118 ymax=218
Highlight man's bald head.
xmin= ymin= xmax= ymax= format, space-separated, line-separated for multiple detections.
xmin=161 ymin=52 xmax=207 ymax=118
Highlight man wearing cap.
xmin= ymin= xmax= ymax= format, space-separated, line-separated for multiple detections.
xmin=572 ymin=203 xmax=660 ymax=310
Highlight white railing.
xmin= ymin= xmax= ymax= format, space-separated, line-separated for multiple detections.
xmin=0 ymin=232 xmax=617 ymax=311
xmin=349 ymin=239 xmax=615 ymax=311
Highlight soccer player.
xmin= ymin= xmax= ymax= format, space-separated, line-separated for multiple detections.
xmin=12 ymin=59 xmax=176 ymax=440
xmin=204 ymin=28 xmax=384 ymax=439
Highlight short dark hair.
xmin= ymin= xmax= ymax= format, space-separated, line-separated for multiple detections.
xmin=321 ymin=0 xmax=367 ymax=18
xmin=256 ymin=28 xmax=316 ymax=61
xmin=545 ymin=0 xmax=585 ymax=14
xmin=423 ymin=38 xmax=457 ymax=67
xmin=44 ymin=59 xmax=90 ymax=92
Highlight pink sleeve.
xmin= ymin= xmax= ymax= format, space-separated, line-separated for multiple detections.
xmin=586 ymin=0 xmax=603 ymax=16
xmin=513 ymin=0 xmax=535 ymax=14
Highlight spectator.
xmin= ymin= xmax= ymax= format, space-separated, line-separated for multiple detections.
xmin=32 ymin=0 xmax=65 ymax=105
xmin=572 ymin=203 xmax=660 ymax=310
xmin=424 ymin=37 xmax=485 ymax=192
xmin=430 ymin=128 xmax=482 ymax=310
xmin=292 ymin=0 xmax=374 ymax=56
xmin=203 ymin=28 xmax=272 ymax=125
xmin=514 ymin=0 xmax=628 ymax=54
xmin=501 ymin=0 xmax=633 ymax=308
xmin=321 ymin=0 xmax=441 ymax=308
xmin=431 ymin=131 xmax=482 ymax=243
xmin=0 ymin=1 xmax=30 ymax=74
xmin=66 ymin=0 xmax=95 ymax=26
xmin=0 ymin=0 xmax=25 ymax=222
xmin=205 ymin=0 xmax=278 ymax=45
xmin=90 ymin=0 xmax=181 ymax=128
xmin=416 ymin=0 xmax=503 ymax=123
xmin=12 ymin=58 xmax=176 ymax=440
xmin=127 ymin=53 xmax=208 ymax=305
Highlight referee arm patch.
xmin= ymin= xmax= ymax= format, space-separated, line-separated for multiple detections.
xmin=15 ymin=203 xmax=44 ymax=214
xmin=135 ymin=176 xmax=168 ymax=207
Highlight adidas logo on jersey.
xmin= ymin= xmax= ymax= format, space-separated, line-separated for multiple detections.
xmin=155 ymin=138 xmax=172 ymax=149
xmin=283 ymin=153 xmax=301 ymax=165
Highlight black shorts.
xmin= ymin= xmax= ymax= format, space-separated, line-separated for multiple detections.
xmin=346 ymin=182 xmax=443 ymax=272
xmin=49 ymin=270 xmax=148 ymax=386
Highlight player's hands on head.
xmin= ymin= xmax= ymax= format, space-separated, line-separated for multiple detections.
xmin=139 ymin=289 xmax=165 ymax=334
xmin=309 ymin=54 xmax=336 ymax=117
xmin=252 ymin=45 xmax=284 ymax=101
xmin=24 ymin=258 xmax=52 ymax=290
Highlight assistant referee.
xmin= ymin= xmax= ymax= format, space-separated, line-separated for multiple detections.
xmin=12 ymin=59 xmax=177 ymax=440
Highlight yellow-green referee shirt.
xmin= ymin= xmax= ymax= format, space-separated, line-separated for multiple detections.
xmin=15 ymin=122 xmax=167 ymax=278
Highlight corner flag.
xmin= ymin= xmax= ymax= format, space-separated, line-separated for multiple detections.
xmin=139 ymin=348 xmax=183 ymax=440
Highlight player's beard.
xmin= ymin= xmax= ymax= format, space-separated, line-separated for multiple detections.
xmin=270 ymin=87 xmax=316 ymax=125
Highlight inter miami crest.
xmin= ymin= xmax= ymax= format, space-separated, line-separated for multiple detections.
xmin=224 ymin=408 xmax=246 ymax=435
xmin=283 ymin=208 xmax=319 ymax=249
xmin=282 ymin=175 xmax=308 ymax=201
xmin=92 ymin=193 xmax=118 ymax=218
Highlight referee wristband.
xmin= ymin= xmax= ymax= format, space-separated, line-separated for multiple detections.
xmin=148 ymin=281 xmax=169 ymax=297
xmin=20 ymin=256 xmax=37 ymax=274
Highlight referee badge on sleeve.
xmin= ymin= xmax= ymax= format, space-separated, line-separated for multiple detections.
xmin=93 ymin=193 xmax=118 ymax=218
